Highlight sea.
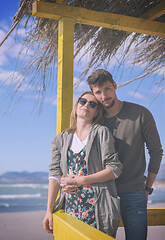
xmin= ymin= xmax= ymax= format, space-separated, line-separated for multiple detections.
xmin=0 ymin=182 xmax=165 ymax=213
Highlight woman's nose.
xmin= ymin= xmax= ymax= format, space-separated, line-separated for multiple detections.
xmin=84 ymin=101 xmax=89 ymax=107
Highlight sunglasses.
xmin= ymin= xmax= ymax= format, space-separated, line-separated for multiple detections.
xmin=78 ymin=97 xmax=98 ymax=109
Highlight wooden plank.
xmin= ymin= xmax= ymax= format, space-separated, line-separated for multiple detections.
xmin=140 ymin=0 xmax=165 ymax=20
xmin=53 ymin=210 xmax=115 ymax=240
xmin=56 ymin=17 xmax=74 ymax=134
xmin=53 ymin=209 xmax=165 ymax=239
xmin=32 ymin=1 xmax=165 ymax=37
xmin=147 ymin=208 xmax=165 ymax=226
xmin=119 ymin=208 xmax=165 ymax=227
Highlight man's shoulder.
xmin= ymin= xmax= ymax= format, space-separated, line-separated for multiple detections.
xmin=123 ymin=101 xmax=149 ymax=114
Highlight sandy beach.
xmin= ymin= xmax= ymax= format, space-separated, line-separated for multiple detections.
xmin=0 ymin=205 xmax=164 ymax=240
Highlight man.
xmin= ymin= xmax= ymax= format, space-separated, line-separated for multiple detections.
xmin=86 ymin=69 xmax=163 ymax=239
xmin=61 ymin=69 xmax=163 ymax=240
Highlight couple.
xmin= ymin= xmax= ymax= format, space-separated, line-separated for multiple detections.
xmin=43 ymin=69 xmax=163 ymax=239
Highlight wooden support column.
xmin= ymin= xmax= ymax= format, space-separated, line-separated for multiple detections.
xmin=56 ymin=17 xmax=74 ymax=134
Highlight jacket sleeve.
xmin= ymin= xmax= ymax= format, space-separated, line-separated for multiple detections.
xmin=49 ymin=136 xmax=63 ymax=177
xmin=141 ymin=108 xmax=163 ymax=174
xmin=98 ymin=126 xmax=123 ymax=177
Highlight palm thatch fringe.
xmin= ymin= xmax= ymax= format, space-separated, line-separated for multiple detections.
xmin=1 ymin=0 xmax=164 ymax=105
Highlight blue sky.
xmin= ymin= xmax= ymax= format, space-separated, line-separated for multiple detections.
xmin=0 ymin=0 xmax=164 ymax=175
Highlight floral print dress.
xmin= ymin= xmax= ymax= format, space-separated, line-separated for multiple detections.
xmin=65 ymin=146 xmax=97 ymax=228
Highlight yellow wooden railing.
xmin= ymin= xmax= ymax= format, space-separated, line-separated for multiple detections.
xmin=53 ymin=208 xmax=165 ymax=240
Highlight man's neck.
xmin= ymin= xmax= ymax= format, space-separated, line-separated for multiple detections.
xmin=105 ymin=100 xmax=123 ymax=118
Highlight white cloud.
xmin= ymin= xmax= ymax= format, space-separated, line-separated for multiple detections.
xmin=0 ymin=69 xmax=23 ymax=84
xmin=0 ymin=54 xmax=8 ymax=66
xmin=73 ymin=77 xmax=89 ymax=91
xmin=0 ymin=26 xmax=34 ymax=68
xmin=16 ymin=28 xmax=27 ymax=38
xmin=45 ymin=97 xmax=57 ymax=106
xmin=0 ymin=21 xmax=10 ymax=33
xmin=17 ymin=83 xmax=34 ymax=92
xmin=128 ymin=90 xmax=147 ymax=100
xmin=152 ymin=85 xmax=165 ymax=94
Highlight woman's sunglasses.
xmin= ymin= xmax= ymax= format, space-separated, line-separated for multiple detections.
xmin=78 ymin=97 xmax=98 ymax=109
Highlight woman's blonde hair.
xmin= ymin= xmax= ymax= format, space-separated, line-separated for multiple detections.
xmin=66 ymin=91 xmax=103 ymax=133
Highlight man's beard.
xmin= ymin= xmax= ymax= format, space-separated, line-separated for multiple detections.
xmin=104 ymin=99 xmax=115 ymax=109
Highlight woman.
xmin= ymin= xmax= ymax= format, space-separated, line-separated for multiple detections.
xmin=43 ymin=91 xmax=122 ymax=237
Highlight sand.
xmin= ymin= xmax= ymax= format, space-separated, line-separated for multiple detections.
xmin=0 ymin=211 xmax=53 ymax=240
xmin=0 ymin=204 xmax=164 ymax=240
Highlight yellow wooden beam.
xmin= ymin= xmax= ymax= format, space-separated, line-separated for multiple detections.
xmin=56 ymin=17 xmax=74 ymax=134
xmin=147 ymin=208 xmax=165 ymax=226
xmin=53 ymin=210 xmax=115 ymax=240
xmin=53 ymin=208 xmax=165 ymax=240
xmin=32 ymin=1 xmax=165 ymax=37
xmin=140 ymin=0 xmax=165 ymax=20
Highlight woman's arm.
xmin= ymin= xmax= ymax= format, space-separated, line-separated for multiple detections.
xmin=43 ymin=178 xmax=60 ymax=233
xmin=75 ymin=169 xmax=115 ymax=186
xmin=60 ymin=169 xmax=115 ymax=188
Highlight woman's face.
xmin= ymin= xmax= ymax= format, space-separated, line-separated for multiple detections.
xmin=76 ymin=94 xmax=98 ymax=122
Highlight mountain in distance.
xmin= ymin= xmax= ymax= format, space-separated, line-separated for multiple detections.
xmin=0 ymin=164 xmax=164 ymax=183
xmin=0 ymin=171 xmax=49 ymax=183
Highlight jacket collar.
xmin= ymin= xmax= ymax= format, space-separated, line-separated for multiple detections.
xmin=86 ymin=124 xmax=100 ymax=167
xmin=62 ymin=132 xmax=73 ymax=175
xmin=62 ymin=124 xmax=100 ymax=175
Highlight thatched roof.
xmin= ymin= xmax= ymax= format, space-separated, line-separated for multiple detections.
xmin=1 ymin=0 xmax=165 ymax=100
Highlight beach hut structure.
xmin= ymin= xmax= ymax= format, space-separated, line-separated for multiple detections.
xmin=31 ymin=0 xmax=165 ymax=134
xmin=31 ymin=1 xmax=165 ymax=239
xmin=1 ymin=0 xmax=165 ymax=134
xmin=1 ymin=0 xmax=165 ymax=239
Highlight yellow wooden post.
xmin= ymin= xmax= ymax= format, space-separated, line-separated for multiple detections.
xmin=56 ymin=17 xmax=74 ymax=134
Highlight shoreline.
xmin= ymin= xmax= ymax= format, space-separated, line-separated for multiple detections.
xmin=0 ymin=202 xmax=165 ymax=214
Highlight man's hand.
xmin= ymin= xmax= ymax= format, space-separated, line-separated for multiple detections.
xmin=43 ymin=210 xmax=53 ymax=234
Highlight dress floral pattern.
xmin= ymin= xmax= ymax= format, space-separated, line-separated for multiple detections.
xmin=65 ymin=147 xmax=96 ymax=228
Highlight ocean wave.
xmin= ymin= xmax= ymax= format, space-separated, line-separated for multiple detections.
xmin=0 ymin=193 xmax=41 ymax=199
xmin=0 ymin=203 xmax=10 ymax=207
xmin=0 ymin=184 xmax=48 ymax=189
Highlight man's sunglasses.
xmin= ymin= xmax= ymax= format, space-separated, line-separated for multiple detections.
xmin=78 ymin=97 xmax=98 ymax=109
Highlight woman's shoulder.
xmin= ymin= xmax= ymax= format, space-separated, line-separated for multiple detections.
xmin=51 ymin=131 xmax=72 ymax=147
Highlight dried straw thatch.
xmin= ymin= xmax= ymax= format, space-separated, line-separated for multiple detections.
xmin=1 ymin=0 xmax=165 ymax=101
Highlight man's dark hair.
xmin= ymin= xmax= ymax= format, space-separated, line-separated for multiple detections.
xmin=87 ymin=69 xmax=114 ymax=88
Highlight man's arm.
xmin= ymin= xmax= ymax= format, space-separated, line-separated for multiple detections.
xmin=145 ymin=172 xmax=157 ymax=202
xmin=142 ymin=109 xmax=163 ymax=203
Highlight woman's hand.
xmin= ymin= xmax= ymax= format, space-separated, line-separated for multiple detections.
xmin=43 ymin=210 xmax=53 ymax=234
xmin=72 ymin=175 xmax=84 ymax=187
xmin=60 ymin=175 xmax=78 ymax=193
xmin=60 ymin=175 xmax=84 ymax=193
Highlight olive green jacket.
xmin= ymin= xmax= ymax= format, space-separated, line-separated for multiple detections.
xmin=49 ymin=124 xmax=122 ymax=236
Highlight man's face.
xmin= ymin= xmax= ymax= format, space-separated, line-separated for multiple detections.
xmin=92 ymin=81 xmax=117 ymax=109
